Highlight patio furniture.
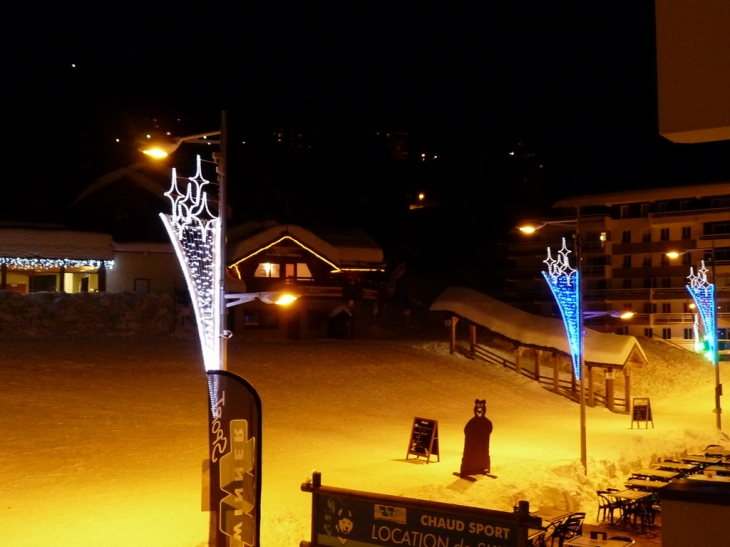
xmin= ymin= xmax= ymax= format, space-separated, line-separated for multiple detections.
xmin=597 ymin=490 xmax=623 ymax=524
xmin=608 ymin=537 xmax=635 ymax=545
xmin=550 ymin=512 xmax=585 ymax=547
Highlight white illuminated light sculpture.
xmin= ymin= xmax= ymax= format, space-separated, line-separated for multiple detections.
xmin=160 ymin=155 xmax=223 ymax=371
xmin=0 ymin=258 xmax=114 ymax=270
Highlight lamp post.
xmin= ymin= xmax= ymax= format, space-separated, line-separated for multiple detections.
xmin=519 ymin=214 xmax=588 ymax=473
xmin=668 ymin=244 xmax=722 ymax=429
xmin=142 ymin=111 xmax=297 ymax=547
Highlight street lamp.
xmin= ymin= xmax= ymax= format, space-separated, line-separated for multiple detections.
xmin=518 ymin=216 xmax=588 ymax=474
xmin=147 ymin=111 xmax=298 ymax=547
xmin=138 ymin=130 xmax=221 ymax=159
xmin=668 ymin=246 xmax=722 ymax=429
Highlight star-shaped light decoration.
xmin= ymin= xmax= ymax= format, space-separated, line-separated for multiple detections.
xmin=687 ymin=260 xmax=717 ymax=364
xmin=160 ymin=155 xmax=223 ymax=371
xmin=542 ymin=237 xmax=582 ymax=379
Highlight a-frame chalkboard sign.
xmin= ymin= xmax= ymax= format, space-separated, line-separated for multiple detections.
xmin=406 ymin=417 xmax=440 ymax=463
xmin=631 ymin=398 xmax=654 ymax=429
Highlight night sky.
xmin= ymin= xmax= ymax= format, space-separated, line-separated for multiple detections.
xmin=4 ymin=3 xmax=729 ymax=256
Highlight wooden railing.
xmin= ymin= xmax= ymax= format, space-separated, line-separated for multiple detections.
xmin=462 ymin=342 xmax=625 ymax=412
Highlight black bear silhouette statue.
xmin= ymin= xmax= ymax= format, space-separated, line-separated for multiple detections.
xmin=459 ymin=399 xmax=493 ymax=478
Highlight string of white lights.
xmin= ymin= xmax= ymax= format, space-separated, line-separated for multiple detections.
xmin=161 ymin=155 xmax=222 ymax=371
xmin=0 ymin=258 xmax=114 ymax=270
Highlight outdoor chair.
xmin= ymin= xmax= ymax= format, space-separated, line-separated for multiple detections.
xmin=549 ymin=512 xmax=585 ymax=547
xmin=596 ymin=490 xmax=622 ymax=524
xmin=623 ymin=497 xmax=656 ymax=534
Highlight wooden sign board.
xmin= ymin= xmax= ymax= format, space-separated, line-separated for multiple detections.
xmin=406 ymin=417 xmax=439 ymax=463
xmin=631 ymin=398 xmax=654 ymax=429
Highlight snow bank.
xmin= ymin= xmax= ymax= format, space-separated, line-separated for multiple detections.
xmin=1 ymin=331 xmax=727 ymax=547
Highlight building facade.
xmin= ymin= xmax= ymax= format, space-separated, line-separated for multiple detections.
xmin=226 ymin=222 xmax=386 ymax=339
xmin=501 ymin=182 xmax=730 ymax=355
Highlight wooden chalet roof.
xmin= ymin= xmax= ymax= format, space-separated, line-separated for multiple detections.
xmin=227 ymin=222 xmax=384 ymax=270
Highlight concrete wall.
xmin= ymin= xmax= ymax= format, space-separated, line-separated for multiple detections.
xmin=0 ymin=290 xmax=177 ymax=337
xmin=106 ymin=243 xmax=185 ymax=295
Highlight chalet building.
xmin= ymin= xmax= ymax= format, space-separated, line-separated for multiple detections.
xmin=0 ymin=227 xmax=114 ymax=293
xmin=0 ymin=226 xmax=184 ymax=297
xmin=226 ymin=222 xmax=386 ymax=339
xmin=501 ymin=182 xmax=730 ymax=355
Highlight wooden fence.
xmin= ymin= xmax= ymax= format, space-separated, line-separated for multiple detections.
xmin=457 ymin=341 xmax=627 ymax=412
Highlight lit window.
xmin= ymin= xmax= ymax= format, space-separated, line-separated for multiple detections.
xmin=296 ymin=263 xmax=312 ymax=279
xmin=254 ymin=263 xmax=280 ymax=278
xmin=284 ymin=263 xmax=313 ymax=279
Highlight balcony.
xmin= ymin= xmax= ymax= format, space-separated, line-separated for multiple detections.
xmin=612 ymin=240 xmax=696 ymax=255
xmin=650 ymin=206 xmax=730 ymax=220
xmin=611 ymin=265 xmax=690 ymax=278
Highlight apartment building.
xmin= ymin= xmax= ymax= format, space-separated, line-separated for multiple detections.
xmin=501 ymin=182 xmax=730 ymax=355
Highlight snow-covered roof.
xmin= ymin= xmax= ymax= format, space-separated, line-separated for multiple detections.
xmin=113 ymin=242 xmax=174 ymax=254
xmin=71 ymin=162 xmax=170 ymax=206
xmin=553 ymin=181 xmax=730 ymax=208
xmin=227 ymin=224 xmax=341 ymax=267
xmin=0 ymin=229 xmax=114 ymax=260
xmin=430 ymin=286 xmax=647 ymax=367
xmin=227 ymin=223 xmax=384 ymax=268
xmin=308 ymin=226 xmax=384 ymax=266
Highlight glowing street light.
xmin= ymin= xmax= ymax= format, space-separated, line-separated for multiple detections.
xmin=138 ymin=130 xmax=221 ymax=159
xmin=224 ymin=291 xmax=299 ymax=308
xmin=147 ymin=111 xmax=282 ymax=546
xmin=519 ymin=217 xmax=588 ymax=473
xmin=668 ymin=246 xmax=722 ymax=429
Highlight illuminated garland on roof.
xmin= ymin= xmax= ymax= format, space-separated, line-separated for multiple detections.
xmin=160 ymin=155 xmax=222 ymax=371
xmin=542 ymin=238 xmax=582 ymax=380
xmin=687 ymin=261 xmax=716 ymax=364
xmin=230 ymin=235 xmax=341 ymax=272
xmin=0 ymin=258 xmax=113 ymax=270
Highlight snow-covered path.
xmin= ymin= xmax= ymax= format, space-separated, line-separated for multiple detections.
xmin=0 ymin=335 xmax=726 ymax=546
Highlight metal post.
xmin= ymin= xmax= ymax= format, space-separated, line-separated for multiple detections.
xmin=711 ymin=240 xmax=722 ymax=429
xmin=218 ymin=110 xmax=228 ymax=371
xmin=576 ymin=206 xmax=587 ymax=473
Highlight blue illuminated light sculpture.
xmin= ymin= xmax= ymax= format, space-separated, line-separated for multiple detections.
xmin=687 ymin=261 xmax=717 ymax=364
xmin=542 ymin=238 xmax=582 ymax=380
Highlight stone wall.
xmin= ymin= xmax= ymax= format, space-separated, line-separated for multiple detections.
xmin=0 ymin=290 xmax=176 ymax=337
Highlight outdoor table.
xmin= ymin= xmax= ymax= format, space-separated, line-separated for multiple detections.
xmin=612 ymin=489 xmax=653 ymax=502
xmin=563 ymin=537 xmax=634 ymax=547
xmin=611 ymin=488 xmax=654 ymax=529
xmin=681 ymin=454 xmax=721 ymax=466
xmin=631 ymin=467 xmax=678 ymax=480
xmin=703 ymin=465 xmax=730 ymax=475
xmin=652 ymin=461 xmax=697 ymax=473
xmin=530 ymin=508 xmax=572 ymax=526
xmin=625 ymin=478 xmax=669 ymax=491
xmin=686 ymin=474 xmax=730 ymax=483
xmin=703 ymin=448 xmax=730 ymax=459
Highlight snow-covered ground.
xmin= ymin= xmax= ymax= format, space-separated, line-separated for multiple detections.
xmin=1 ymin=334 xmax=727 ymax=547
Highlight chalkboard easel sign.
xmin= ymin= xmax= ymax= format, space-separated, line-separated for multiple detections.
xmin=406 ymin=417 xmax=440 ymax=463
xmin=631 ymin=398 xmax=654 ymax=429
